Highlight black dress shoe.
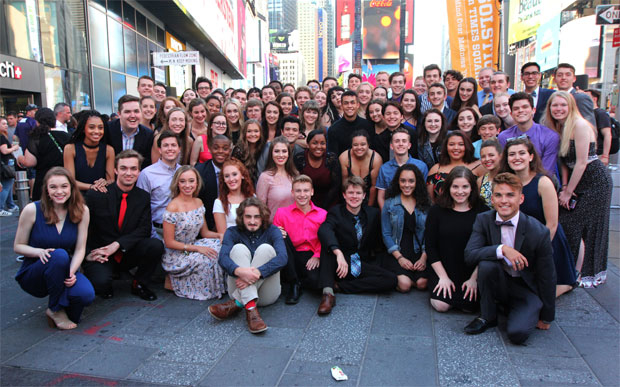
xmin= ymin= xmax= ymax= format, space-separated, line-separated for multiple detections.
xmin=100 ymin=289 xmax=114 ymax=299
xmin=131 ymin=282 xmax=157 ymax=301
xmin=285 ymin=282 xmax=302 ymax=304
xmin=464 ymin=317 xmax=497 ymax=335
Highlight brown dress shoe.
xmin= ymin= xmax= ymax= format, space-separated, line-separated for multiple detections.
xmin=317 ymin=293 xmax=335 ymax=315
xmin=209 ymin=300 xmax=241 ymax=320
xmin=246 ymin=308 xmax=268 ymax=333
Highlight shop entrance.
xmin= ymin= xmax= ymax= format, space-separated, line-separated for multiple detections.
xmin=0 ymin=90 xmax=38 ymax=115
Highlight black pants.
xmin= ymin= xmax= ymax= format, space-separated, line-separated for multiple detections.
xmin=478 ymin=261 xmax=543 ymax=344
xmin=281 ymin=237 xmax=321 ymax=290
xmin=82 ymin=238 xmax=164 ymax=295
xmin=318 ymin=249 xmax=397 ymax=294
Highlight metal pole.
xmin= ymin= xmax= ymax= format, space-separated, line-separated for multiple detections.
xmin=14 ymin=171 xmax=29 ymax=212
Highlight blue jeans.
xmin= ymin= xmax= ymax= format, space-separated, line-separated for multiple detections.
xmin=0 ymin=177 xmax=15 ymax=209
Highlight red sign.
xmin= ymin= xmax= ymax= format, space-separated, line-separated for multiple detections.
xmin=336 ymin=0 xmax=355 ymax=46
xmin=613 ymin=28 xmax=620 ymax=48
xmin=370 ymin=0 xmax=392 ymax=6
xmin=404 ymin=0 xmax=414 ymax=44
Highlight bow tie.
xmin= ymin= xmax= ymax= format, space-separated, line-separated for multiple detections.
xmin=495 ymin=220 xmax=514 ymax=227
xmin=530 ymin=90 xmax=537 ymax=97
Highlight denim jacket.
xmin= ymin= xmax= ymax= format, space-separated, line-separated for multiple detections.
xmin=417 ymin=140 xmax=440 ymax=171
xmin=381 ymin=195 xmax=427 ymax=255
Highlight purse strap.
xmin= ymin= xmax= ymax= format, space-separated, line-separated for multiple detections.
xmin=48 ymin=132 xmax=63 ymax=154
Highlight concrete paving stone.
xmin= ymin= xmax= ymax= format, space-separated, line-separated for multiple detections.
xmin=509 ymin=353 xmax=599 ymax=386
xmin=562 ymin=326 xmax=620 ymax=386
xmin=1 ymin=315 xmax=57 ymax=362
xmin=555 ymin=304 xmax=619 ymax=330
xmin=256 ymin=293 xmax=321 ymax=329
xmin=1 ymin=297 xmax=47 ymax=329
xmin=5 ymin=345 xmax=86 ymax=373
xmin=198 ymin=344 xmax=293 ymax=386
xmin=75 ymin=303 xmax=157 ymax=337
xmin=285 ymin=359 xmax=360 ymax=381
xmin=371 ymin=291 xmax=433 ymax=337
xmin=235 ymin=327 xmax=304 ymax=350
xmin=279 ymin=373 xmax=357 ymax=386
xmin=65 ymin=342 xmax=157 ymax=379
xmin=500 ymin=323 xmax=579 ymax=357
xmin=144 ymin=294 xmax=211 ymax=318
xmin=585 ymin=273 xmax=620 ymax=322
xmin=117 ymin=315 xmax=192 ymax=338
xmin=0 ymin=366 xmax=161 ymax=386
xmin=360 ymin=334 xmax=436 ymax=386
xmin=36 ymin=330 xmax=111 ymax=352
xmin=293 ymin=304 xmax=374 ymax=365
xmin=433 ymin=315 xmax=519 ymax=386
xmin=128 ymin=360 xmax=210 ymax=386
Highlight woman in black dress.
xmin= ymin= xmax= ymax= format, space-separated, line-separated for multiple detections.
xmin=17 ymin=108 xmax=71 ymax=200
xmin=63 ymin=110 xmax=115 ymax=193
xmin=425 ymin=166 xmax=486 ymax=312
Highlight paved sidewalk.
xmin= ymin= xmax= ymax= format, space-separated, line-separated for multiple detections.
xmin=1 ymin=209 xmax=618 ymax=386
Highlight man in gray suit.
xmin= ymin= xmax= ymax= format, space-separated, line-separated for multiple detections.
xmin=463 ymin=173 xmax=556 ymax=345
xmin=554 ymin=63 xmax=596 ymax=128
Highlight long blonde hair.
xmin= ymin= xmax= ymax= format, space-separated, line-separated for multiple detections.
xmin=542 ymin=91 xmax=585 ymax=157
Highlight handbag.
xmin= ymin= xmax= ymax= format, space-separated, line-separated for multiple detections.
xmin=0 ymin=159 xmax=15 ymax=179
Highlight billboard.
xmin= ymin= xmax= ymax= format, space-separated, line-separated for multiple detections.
xmin=404 ymin=0 xmax=413 ymax=44
xmin=535 ymin=14 xmax=560 ymax=72
xmin=270 ymin=30 xmax=290 ymax=52
xmin=237 ymin=0 xmax=246 ymax=76
xmin=362 ymin=0 xmax=401 ymax=59
xmin=446 ymin=0 xmax=500 ymax=78
xmin=508 ymin=0 xmax=574 ymax=45
xmin=336 ymin=0 xmax=356 ymax=46
xmin=318 ymin=8 xmax=325 ymax=81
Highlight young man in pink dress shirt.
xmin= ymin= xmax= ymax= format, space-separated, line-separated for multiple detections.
xmin=273 ymin=175 xmax=327 ymax=304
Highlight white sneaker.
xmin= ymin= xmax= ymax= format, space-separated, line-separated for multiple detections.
xmin=7 ymin=205 xmax=19 ymax=212
xmin=0 ymin=210 xmax=12 ymax=217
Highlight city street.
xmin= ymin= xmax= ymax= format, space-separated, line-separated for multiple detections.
xmin=0 ymin=206 xmax=618 ymax=385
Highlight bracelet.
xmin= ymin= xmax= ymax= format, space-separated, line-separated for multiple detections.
xmin=396 ymin=256 xmax=404 ymax=261
xmin=183 ymin=244 xmax=188 ymax=255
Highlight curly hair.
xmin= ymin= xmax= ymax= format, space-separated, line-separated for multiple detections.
xmin=438 ymin=130 xmax=476 ymax=165
xmin=235 ymin=197 xmax=271 ymax=230
xmin=499 ymin=137 xmax=547 ymax=177
xmin=385 ymin=164 xmax=430 ymax=210
xmin=218 ymin=159 xmax=255 ymax=215
xmin=69 ymin=110 xmax=108 ymax=145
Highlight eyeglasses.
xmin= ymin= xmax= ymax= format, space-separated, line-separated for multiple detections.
xmin=505 ymin=134 xmax=529 ymax=143
xmin=197 ymin=86 xmax=210 ymax=91
xmin=522 ymin=71 xmax=540 ymax=77
xmin=212 ymin=121 xmax=227 ymax=126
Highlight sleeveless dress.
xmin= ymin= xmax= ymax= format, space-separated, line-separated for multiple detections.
xmin=347 ymin=150 xmax=375 ymax=203
xmin=162 ymin=206 xmax=226 ymax=300
xmin=521 ymin=174 xmax=577 ymax=286
xmin=559 ymin=141 xmax=612 ymax=288
xmin=197 ymin=134 xmax=212 ymax=163
xmin=74 ymin=141 xmax=107 ymax=188
xmin=15 ymin=202 xmax=94 ymax=322
xmin=426 ymin=170 xmax=449 ymax=198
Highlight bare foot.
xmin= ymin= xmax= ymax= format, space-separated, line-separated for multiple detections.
xmin=46 ymin=308 xmax=77 ymax=330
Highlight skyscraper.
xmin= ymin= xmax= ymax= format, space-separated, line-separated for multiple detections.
xmin=298 ymin=0 xmax=318 ymax=81
xmin=268 ymin=0 xmax=297 ymax=32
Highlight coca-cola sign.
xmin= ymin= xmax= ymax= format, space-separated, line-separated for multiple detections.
xmin=369 ymin=0 xmax=393 ymax=7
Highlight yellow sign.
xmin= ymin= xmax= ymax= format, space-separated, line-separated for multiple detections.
xmin=507 ymin=0 xmax=542 ymax=44
xmin=165 ymin=32 xmax=186 ymax=52
xmin=446 ymin=0 xmax=501 ymax=78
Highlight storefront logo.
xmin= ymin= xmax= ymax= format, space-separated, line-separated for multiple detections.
xmin=0 ymin=62 xmax=22 ymax=79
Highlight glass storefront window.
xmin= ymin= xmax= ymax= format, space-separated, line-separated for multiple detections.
xmin=3 ymin=0 xmax=42 ymax=61
xmin=93 ymin=67 xmax=112 ymax=114
xmin=90 ymin=0 xmax=106 ymax=12
xmin=89 ymin=7 xmax=109 ymax=68
xmin=157 ymin=26 xmax=165 ymax=46
xmin=44 ymin=67 xmax=64 ymax=108
xmin=123 ymin=2 xmax=135 ymax=29
xmin=124 ymin=28 xmax=137 ymax=76
xmin=65 ymin=0 xmax=89 ymax=74
xmin=137 ymin=35 xmax=149 ymax=77
xmin=147 ymin=19 xmax=157 ymax=41
xmin=111 ymin=72 xmax=126 ymax=112
xmin=39 ymin=0 xmax=61 ymax=66
xmin=107 ymin=0 xmax=122 ymax=22
xmin=69 ymin=71 xmax=91 ymax=111
xmin=136 ymin=11 xmax=147 ymax=36
xmin=108 ymin=17 xmax=124 ymax=73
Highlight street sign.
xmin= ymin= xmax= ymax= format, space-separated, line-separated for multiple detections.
xmin=596 ymin=5 xmax=620 ymax=25
xmin=153 ymin=51 xmax=200 ymax=66
xmin=614 ymin=28 xmax=620 ymax=48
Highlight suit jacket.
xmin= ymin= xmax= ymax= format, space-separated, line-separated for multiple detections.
xmin=570 ymin=89 xmax=597 ymax=129
xmin=443 ymin=106 xmax=456 ymax=124
xmin=318 ymin=204 xmax=383 ymax=263
xmin=107 ymin=119 xmax=154 ymax=168
xmin=464 ymin=210 xmax=556 ymax=322
xmin=533 ymin=88 xmax=555 ymax=123
xmin=195 ymin=159 xmax=218 ymax=230
xmin=85 ymin=183 xmax=153 ymax=254
xmin=479 ymin=102 xmax=494 ymax=116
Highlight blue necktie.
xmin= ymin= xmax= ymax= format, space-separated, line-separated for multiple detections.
xmin=351 ymin=216 xmax=363 ymax=277
xmin=530 ymin=90 xmax=537 ymax=97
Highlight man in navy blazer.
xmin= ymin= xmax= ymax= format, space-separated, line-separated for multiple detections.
xmin=107 ymin=95 xmax=154 ymax=168
xmin=520 ymin=62 xmax=555 ymax=123
xmin=463 ymin=173 xmax=556 ymax=345
xmin=195 ymin=135 xmax=232 ymax=230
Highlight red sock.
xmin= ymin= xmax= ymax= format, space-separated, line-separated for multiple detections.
xmin=245 ymin=300 xmax=256 ymax=310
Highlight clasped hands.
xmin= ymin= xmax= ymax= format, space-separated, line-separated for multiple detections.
xmin=234 ymin=266 xmax=261 ymax=290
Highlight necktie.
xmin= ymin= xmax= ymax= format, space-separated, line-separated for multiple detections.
xmin=114 ymin=193 xmax=128 ymax=263
xmin=482 ymin=93 xmax=490 ymax=105
xmin=495 ymin=220 xmax=513 ymax=227
xmin=350 ymin=215 xmax=363 ymax=277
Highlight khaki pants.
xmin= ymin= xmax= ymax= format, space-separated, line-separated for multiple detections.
xmin=227 ymin=244 xmax=281 ymax=306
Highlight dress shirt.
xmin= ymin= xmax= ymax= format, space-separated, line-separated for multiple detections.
xmin=497 ymin=123 xmax=560 ymax=174
xmin=136 ymin=159 xmax=180 ymax=237
xmin=529 ymin=86 xmax=539 ymax=108
xmin=121 ymin=126 xmax=140 ymax=151
xmin=495 ymin=211 xmax=521 ymax=277
xmin=55 ymin=120 xmax=68 ymax=133
xmin=477 ymin=90 xmax=493 ymax=106
xmin=273 ymin=202 xmax=327 ymax=257
xmin=376 ymin=156 xmax=429 ymax=190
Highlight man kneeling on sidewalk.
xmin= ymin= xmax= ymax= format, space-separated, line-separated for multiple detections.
xmin=208 ymin=197 xmax=287 ymax=333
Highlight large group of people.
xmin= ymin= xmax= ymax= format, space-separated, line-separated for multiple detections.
xmin=3 ymin=61 xmax=614 ymax=345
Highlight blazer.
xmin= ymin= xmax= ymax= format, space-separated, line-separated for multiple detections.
xmin=85 ymin=183 xmax=153 ymax=254
xmin=464 ymin=210 xmax=556 ymax=322
xmin=195 ymin=159 xmax=218 ymax=230
xmin=107 ymin=119 xmax=154 ymax=168
xmin=533 ymin=88 xmax=555 ymax=123
xmin=570 ymin=89 xmax=597 ymax=129
xmin=479 ymin=102 xmax=494 ymax=116
xmin=318 ymin=204 xmax=383 ymax=263
xmin=443 ymin=106 xmax=456 ymax=124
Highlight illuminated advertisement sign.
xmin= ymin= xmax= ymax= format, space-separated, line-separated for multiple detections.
xmin=336 ymin=0 xmax=356 ymax=46
xmin=362 ymin=0 xmax=401 ymax=59
xmin=318 ymin=8 xmax=324 ymax=81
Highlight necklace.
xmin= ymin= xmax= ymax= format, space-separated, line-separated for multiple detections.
xmin=83 ymin=141 xmax=99 ymax=149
